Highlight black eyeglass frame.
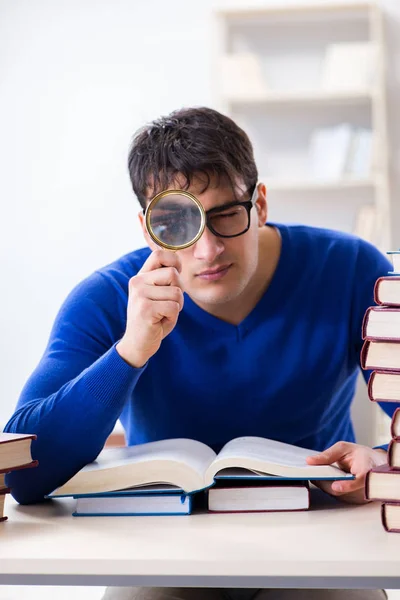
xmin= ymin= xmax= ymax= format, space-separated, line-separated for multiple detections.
xmin=142 ymin=182 xmax=258 ymax=241
xmin=203 ymin=183 xmax=258 ymax=239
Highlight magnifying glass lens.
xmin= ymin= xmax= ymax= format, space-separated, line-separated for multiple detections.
xmin=148 ymin=193 xmax=204 ymax=248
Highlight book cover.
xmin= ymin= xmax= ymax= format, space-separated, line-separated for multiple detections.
xmin=72 ymin=489 xmax=193 ymax=517
xmin=368 ymin=371 xmax=400 ymax=403
xmin=362 ymin=306 xmax=400 ymax=341
xmin=386 ymin=251 xmax=400 ymax=274
xmin=0 ymin=487 xmax=11 ymax=523
xmin=361 ymin=339 xmax=400 ymax=372
xmin=365 ymin=464 xmax=400 ymax=502
xmin=391 ymin=407 xmax=400 ymax=440
xmin=388 ymin=438 xmax=400 ymax=470
xmin=374 ymin=276 xmax=400 ymax=307
xmin=0 ymin=433 xmax=37 ymax=472
xmin=207 ymin=479 xmax=310 ymax=513
xmin=381 ymin=502 xmax=400 ymax=533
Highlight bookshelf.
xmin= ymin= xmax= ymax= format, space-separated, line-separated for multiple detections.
xmin=214 ymin=1 xmax=392 ymax=447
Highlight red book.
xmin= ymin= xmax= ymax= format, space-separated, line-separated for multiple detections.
xmin=0 ymin=487 xmax=11 ymax=523
xmin=365 ymin=464 xmax=400 ymax=502
xmin=381 ymin=502 xmax=400 ymax=533
xmin=367 ymin=371 xmax=400 ymax=402
xmin=391 ymin=407 xmax=400 ymax=439
xmin=388 ymin=438 xmax=400 ymax=470
xmin=0 ymin=433 xmax=38 ymax=473
xmin=207 ymin=480 xmax=310 ymax=513
xmin=362 ymin=306 xmax=400 ymax=341
xmin=375 ymin=276 xmax=400 ymax=307
xmin=361 ymin=339 xmax=400 ymax=372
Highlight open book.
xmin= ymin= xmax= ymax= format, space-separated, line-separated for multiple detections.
xmin=50 ymin=436 xmax=354 ymax=497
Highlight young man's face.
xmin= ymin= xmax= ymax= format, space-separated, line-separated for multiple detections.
xmin=139 ymin=176 xmax=267 ymax=309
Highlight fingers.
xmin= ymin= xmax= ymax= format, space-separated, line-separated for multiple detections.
xmin=144 ymin=283 xmax=184 ymax=311
xmin=151 ymin=300 xmax=181 ymax=325
xmin=140 ymin=249 xmax=182 ymax=274
xmin=306 ymin=441 xmax=354 ymax=465
xmin=143 ymin=266 xmax=182 ymax=288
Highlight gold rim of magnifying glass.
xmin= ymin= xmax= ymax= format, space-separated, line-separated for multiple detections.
xmin=145 ymin=189 xmax=206 ymax=251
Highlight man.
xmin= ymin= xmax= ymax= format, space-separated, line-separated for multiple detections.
xmin=4 ymin=107 xmax=397 ymax=600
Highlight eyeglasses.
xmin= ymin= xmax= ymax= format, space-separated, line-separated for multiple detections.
xmin=142 ymin=183 xmax=258 ymax=248
xmin=204 ymin=183 xmax=258 ymax=239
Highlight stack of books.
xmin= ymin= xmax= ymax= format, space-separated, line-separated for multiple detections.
xmin=361 ymin=250 xmax=400 ymax=533
xmin=0 ymin=432 xmax=38 ymax=522
xmin=48 ymin=436 xmax=354 ymax=517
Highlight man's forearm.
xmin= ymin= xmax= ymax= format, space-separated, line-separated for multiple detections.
xmin=3 ymin=345 xmax=144 ymax=504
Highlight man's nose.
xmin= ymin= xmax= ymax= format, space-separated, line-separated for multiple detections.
xmin=192 ymin=227 xmax=225 ymax=262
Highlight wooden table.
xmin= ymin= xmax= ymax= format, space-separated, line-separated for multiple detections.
xmin=0 ymin=489 xmax=399 ymax=589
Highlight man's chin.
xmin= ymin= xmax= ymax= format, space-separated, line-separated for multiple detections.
xmin=188 ymin=286 xmax=241 ymax=307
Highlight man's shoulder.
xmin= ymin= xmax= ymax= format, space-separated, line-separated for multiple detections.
xmin=277 ymin=222 xmax=391 ymax=280
xmin=62 ymin=246 xmax=151 ymax=310
xmin=94 ymin=246 xmax=151 ymax=287
xmin=279 ymin=222 xmax=382 ymax=259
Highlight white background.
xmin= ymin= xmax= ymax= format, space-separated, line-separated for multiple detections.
xmin=1 ymin=0 xmax=400 ymax=428
xmin=1 ymin=2 xmax=400 ymax=599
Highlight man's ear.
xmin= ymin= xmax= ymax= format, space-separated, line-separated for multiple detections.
xmin=255 ymin=183 xmax=267 ymax=226
xmin=138 ymin=210 xmax=158 ymax=250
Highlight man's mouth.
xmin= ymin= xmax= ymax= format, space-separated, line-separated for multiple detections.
xmin=196 ymin=264 xmax=232 ymax=281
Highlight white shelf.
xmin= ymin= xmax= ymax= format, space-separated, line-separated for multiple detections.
xmin=264 ymin=176 xmax=379 ymax=193
xmin=218 ymin=2 xmax=374 ymax=19
xmin=226 ymin=89 xmax=376 ymax=108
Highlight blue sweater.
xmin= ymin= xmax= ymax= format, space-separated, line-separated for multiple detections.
xmin=4 ymin=224 xmax=400 ymax=504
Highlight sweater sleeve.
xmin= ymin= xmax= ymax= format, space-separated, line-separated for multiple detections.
xmin=3 ymin=271 xmax=145 ymax=504
xmin=351 ymin=238 xmax=400 ymax=439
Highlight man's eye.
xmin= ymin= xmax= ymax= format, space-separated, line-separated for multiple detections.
xmin=213 ymin=211 xmax=239 ymax=219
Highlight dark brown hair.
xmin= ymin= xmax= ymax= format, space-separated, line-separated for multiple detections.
xmin=128 ymin=106 xmax=258 ymax=209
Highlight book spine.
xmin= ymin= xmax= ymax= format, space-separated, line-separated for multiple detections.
xmin=367 ymin=371 xmax=376 ymax=401
xmin=387 ymin=439 xmax=400 ymax=470
xmin=390 ymin=407 xmax=400 ymax=439
xmin=360 ymin=340 xmax=370 ymax=369
xmin=374 ymin=278 xmax=383 ymax=305
xmin=381 ymin=503 xmax=400 ymax=533
xmin=361 ymin=306 xmax=372 ymax=339
xmin=0 ymin=460 xmax=38 ymax=475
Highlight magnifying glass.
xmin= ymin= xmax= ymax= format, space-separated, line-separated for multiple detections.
xmin=145 ymin=190 xmax=206 ymax=251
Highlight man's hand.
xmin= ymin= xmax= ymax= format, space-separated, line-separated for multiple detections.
xmin=306 ymin=441 xmax=387 ymax=504
xmin=116 ymin=249 xmax=184 ymax=368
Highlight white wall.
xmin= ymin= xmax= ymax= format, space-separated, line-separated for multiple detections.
xmin=1 ymin=0 xmax=400 ymax=437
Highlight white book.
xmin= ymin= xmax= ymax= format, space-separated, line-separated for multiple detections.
xmin=308 ymin=124 xmax=353 ymax=180
xmin=345 ymin=129 xmax=373 ymax=177
xmin=208 ymin=480 xmax=310 ymax=513
xmin=321 ymin=42 xmax=377 ymax=92
xmin=49 ymin=436 xmax=353 ymax=497
xmin=387 ymin=251 xmax=400 ymax=274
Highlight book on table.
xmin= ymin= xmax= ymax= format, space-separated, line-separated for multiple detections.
xmin=207 ymin=477 xmax=310 ymax=513
xmin=382 ymin=503 xmax=400 ymax=533
xmin=72 ymin=484 xmax=193 ymax=517
xmin=49 ymin=436 xmax=354 ymax=499
xmin=374 ymin=276 xmax=400 ymax=307
xmin=362 ymin=306 xmax=400 ymax=340
xmin=0 ymin=433 xmax=38 ymax=472
xmin=365 ymin=464 xmax=400 ymax=502
xmin=0 ymin=433 xmax=38 ymax=523
xmin=368 ymin=372 xmax=400 ymax=403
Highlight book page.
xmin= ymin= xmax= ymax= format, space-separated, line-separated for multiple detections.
xmin=205 ymin=437 xmax=352 ymax=486
xmin=52 ymin=438 xmax=217 ymax=496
